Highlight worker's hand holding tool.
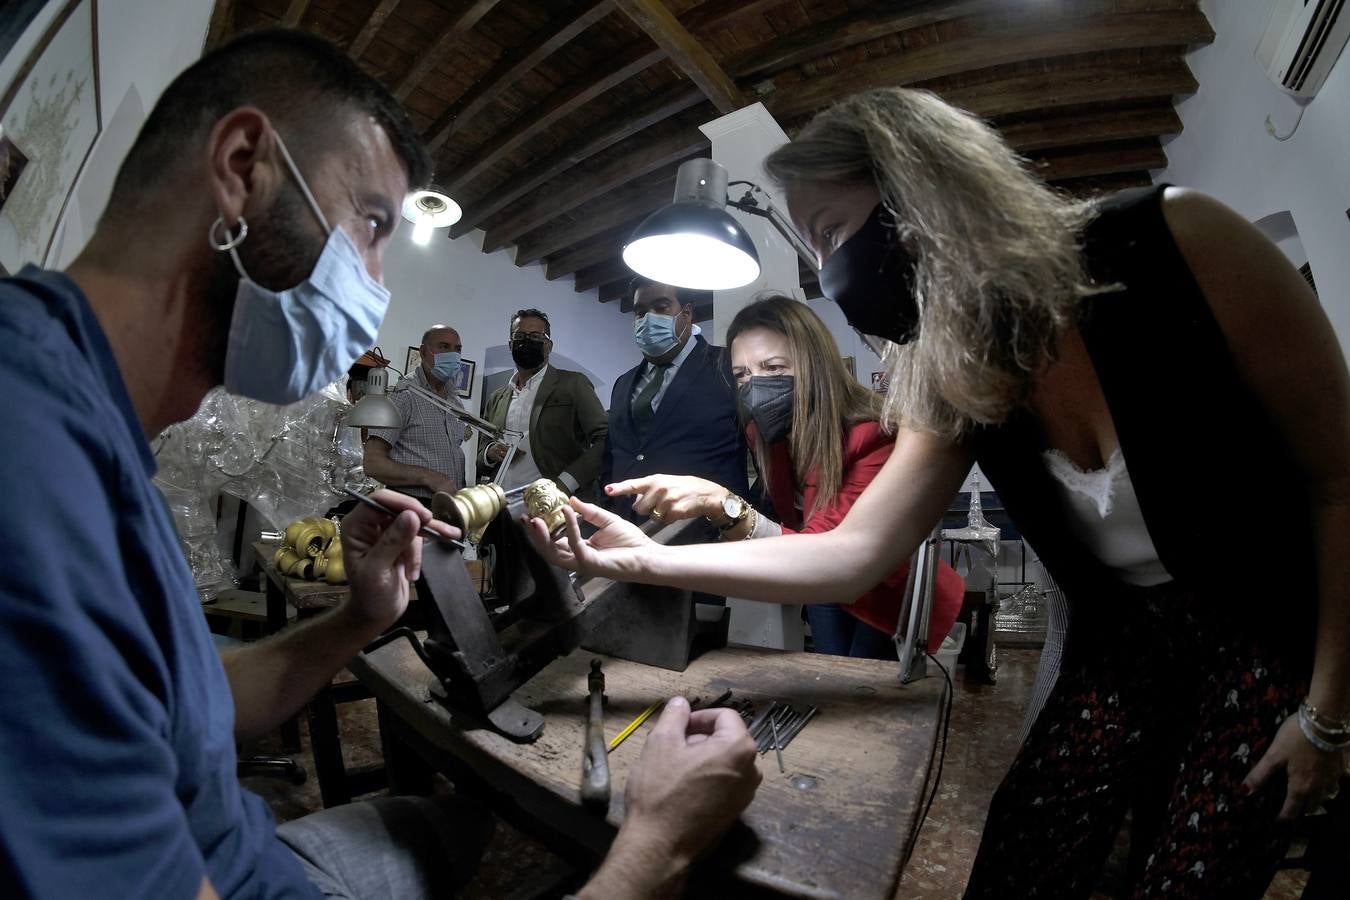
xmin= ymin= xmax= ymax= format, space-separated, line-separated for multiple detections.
xmin=641 ymin=700 xmax=760 ymax=859
xmin=578 ymin=696 xmax=760 ymax=898
xmin=340 ymin=488 xmax=460 ymax=630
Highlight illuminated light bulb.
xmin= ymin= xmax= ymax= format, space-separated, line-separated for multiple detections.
xmin=412 ymin=215 xmax=434 ymax=246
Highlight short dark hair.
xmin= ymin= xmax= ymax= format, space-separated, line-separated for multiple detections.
xmin=510 ymin=308 xmax=551 ymax=336
xmin=626 ymin=276 xmax=709 ymax=309
xmin=106 ymin=29 xmax=431 ymax=215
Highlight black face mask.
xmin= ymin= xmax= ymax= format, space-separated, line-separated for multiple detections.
xmin=819 ymin=203 xmax=920 ymax=345
xmin=510 ymin=338 xmax=548 ymax=370
xmin=738 ymin=375 xmax=794 ymax=445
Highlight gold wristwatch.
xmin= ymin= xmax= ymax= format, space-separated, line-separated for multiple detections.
xmin=711 ymin=492 xmax=752 ymax=533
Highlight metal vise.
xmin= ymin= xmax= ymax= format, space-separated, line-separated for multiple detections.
xmin=383 ymin=480 xmax=725 ymax=743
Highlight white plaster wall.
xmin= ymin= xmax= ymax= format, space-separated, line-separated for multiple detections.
xmin=2 ymin=0 xmax=217 ymax=266
xmin=377 ymin=226 xmax=641 ymax=482
xmin=1157 ymin=0 xmax=1350 ymax=356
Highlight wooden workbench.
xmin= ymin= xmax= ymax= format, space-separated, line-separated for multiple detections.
xmin=351 ymin=641 xmax=948 ymax=899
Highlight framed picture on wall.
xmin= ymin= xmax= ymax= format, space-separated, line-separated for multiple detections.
xmin=842 ymin=356 xmax=857 ymax=380
xmin=0 ymin=0 xmax=101 ymax=272
xmin=453 ymin=359 xmax=476 ymax=399
xmin=405 ymin=345 xmax=421 ymax=376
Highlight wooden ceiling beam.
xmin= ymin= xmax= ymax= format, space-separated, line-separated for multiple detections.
xmin=941 ymin=60 xmax=1198 ymax=120
xmin=205 ymin=0 xmax=238 ymax=52
xmin=999 ymin=105 xmax=1182 ymax=154
xmin=1057 ymin=172 xmax=1155 ymax=197
xmin=544 ymin=224 xmax=636 ymax=279
xmin=280 ymin=0 xmax=312 ymax=27
xmin=1031 ymin=143 xmax=1167 ymax=182
xmin=599 ymin=279 xmax=630 ymax=303
xmin=574 ymin=258 xmax=634 ymax=293
xmin=446 ymin=43 xmax=666 ymax=194
xmin=447 ymin=85 xmax=703 ymax=237
xmin=394 ymin=0 xmax=503 ymax=101
xmin=428 ymin=0 xmax=789 ymax=157
xmin=680 ymin=0 xmax=793 ymax=34
xmin=617 ymin=0 xmax=747 ymax=113
xmin=727 ymin=0 xmax=991 ymax=81
xmin=483 ymin=130 xmax=707 ymax=252
xmin=349 ymin=0 xmax=402 ymax=58
xmin=768 ymin=10 xmax=1213 ymax=120
xmin=425 ymin=0 xmax=617 ymax=153
xmin=515 ymin=178 xmax=675 ymax=265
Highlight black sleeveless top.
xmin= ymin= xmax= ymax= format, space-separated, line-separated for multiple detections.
xmin=967 ymin=186 xmax=1316 ymax=663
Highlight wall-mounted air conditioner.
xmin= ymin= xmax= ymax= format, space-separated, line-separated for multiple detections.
xmin=1256 ymin=0 xmax=1350 ymax=97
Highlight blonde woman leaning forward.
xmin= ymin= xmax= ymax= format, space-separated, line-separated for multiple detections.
xmin=528 ymin=87 xmax=1350 ymax=899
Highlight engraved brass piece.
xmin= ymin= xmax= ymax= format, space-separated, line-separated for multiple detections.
xmin=523 ymin=478 xmax=568 ymax=537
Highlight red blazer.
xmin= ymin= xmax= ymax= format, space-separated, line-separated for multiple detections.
xmin=761 ymin=421 xmax=963 ymax=649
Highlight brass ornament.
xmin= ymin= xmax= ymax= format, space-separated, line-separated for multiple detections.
xmin=523 ymin=478 xmax=569 ymax=537
xmin=441 ymin=483 xmax=506 ymax=543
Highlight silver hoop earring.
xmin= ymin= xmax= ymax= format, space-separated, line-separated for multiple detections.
xmin=208 ymin=216 xmax=248 ymax=251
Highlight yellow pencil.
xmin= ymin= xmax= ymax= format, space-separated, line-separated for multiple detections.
xmin=607 ymin=699 xmax=663 ymax=752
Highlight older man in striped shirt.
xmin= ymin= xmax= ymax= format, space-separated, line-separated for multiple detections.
xmin=363 ymin=324 xmax=469 ymax=502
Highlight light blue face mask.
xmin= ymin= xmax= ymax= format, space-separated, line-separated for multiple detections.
xmin=633 ymin=310 xmax=688 ymax=358
xmin=430 ymin=351 xmax=461 ymax=381
xmin=216 ymin=131 xmax=391 ymax=405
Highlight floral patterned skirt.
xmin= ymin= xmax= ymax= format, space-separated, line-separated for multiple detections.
xmin=964 ymin=579 xmax=1307 ymax=899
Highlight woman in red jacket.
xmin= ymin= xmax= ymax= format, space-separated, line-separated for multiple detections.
xmin=609 ymin=295 xmax=962 ymax=658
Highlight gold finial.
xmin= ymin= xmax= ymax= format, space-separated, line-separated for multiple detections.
xmin=523 ymin=478 xmax=569 ymax=537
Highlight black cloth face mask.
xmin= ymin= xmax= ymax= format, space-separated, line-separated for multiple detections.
xmin=819 ymin=203 xmax=920 ymax=345
xmin=510 ymin=339 xmax=548 ymax=370
xmin=738 ymin=375 xmax=794 ymax=445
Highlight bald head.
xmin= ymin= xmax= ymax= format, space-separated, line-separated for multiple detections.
xmin=421 ymin=325 xmax=461 ymax=349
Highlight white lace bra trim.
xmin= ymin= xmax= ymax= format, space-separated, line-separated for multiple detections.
xmin=1041 ymin=447 xmax=1125 ymax=518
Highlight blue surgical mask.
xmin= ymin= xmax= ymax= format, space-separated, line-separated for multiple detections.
xmin=219 ymin=131 xmax=390 ymax=405
xmin=431 ymin=351 xmax=461 ymax=381
xmin=633 ymin=311 xmax=687 ymax=358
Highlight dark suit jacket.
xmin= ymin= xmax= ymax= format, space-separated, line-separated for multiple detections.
xmin=602 ymin=335 xmax=750 ymax=522
xmin=481 ymin=366 xmax=608 ymax=500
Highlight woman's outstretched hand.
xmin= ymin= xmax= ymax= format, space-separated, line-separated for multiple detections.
xmin=525 ymin=496 xmax=657 ymax=581
xmin=606 ymin=474 xmax=727 ymax=523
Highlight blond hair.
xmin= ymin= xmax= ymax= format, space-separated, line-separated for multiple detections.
xmin=727 ymin=296 xmax=879 ymax=516
xmin=765 ymin=88 xmax=1104 ymax=438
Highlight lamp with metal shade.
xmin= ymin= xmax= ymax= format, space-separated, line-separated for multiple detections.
xmin=623 ymin=157 xmax=820 ymax=291
xmin=624 ymin=157 xmax=888 ymax=359
xmin=623 ymin=159 xmax=761 ymax=290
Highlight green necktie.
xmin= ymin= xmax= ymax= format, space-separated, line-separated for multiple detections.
xmin=631 ymin=362 xmax=672 ymax=440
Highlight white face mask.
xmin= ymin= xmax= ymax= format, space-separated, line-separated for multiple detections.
xmin=214 ymin=131 xmax=391 ymax=405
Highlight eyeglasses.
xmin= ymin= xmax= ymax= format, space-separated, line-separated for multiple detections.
xmin=510 ymin=332 xmax=551 ymax=344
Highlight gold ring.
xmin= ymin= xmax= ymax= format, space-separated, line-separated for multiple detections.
xmin=649 ymin=509 xmax=665 ymax=521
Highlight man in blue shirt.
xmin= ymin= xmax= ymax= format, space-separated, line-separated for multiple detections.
xmin=0 ymin=29 xmax=759 ymax=900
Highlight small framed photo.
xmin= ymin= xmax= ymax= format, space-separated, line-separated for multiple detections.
xmin=453 ymin=358 xmax=476 ymax=399
xmin=405 ymin=345 xmax=421 ymax=376
xmin=871 ymin=370 xmax=890 ymax=394
xmin=842 ymin=355 xmax=856 ymax=379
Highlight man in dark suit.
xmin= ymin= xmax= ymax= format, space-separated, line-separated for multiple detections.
xmin=480 ymin=308 xmax=608 ymax=499
xmin=603 ymin=278 xmax=750 ymax=523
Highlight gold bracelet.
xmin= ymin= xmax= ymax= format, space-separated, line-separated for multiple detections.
xmin=736 ymin=507 xmax=758 ymax=541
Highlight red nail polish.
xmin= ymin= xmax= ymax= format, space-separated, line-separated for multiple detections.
xmin=605 ymin=485 xmax=613 ymax=494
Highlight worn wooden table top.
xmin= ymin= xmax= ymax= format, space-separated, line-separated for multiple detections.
xmin=251 ymin=541 xmax=351 ymax=610
xmin=351 ymin=640 xmax=948 ymax=899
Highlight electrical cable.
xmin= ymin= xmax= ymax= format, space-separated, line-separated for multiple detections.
xmin=902 ymin=649 xmax=955 ymax=869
